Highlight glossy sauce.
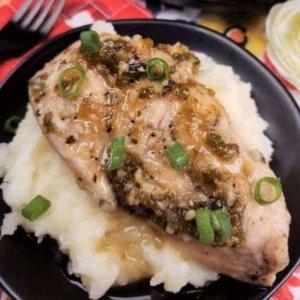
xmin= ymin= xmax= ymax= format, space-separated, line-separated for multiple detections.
xmin=28 ymin=33 xmax=276 ymax=247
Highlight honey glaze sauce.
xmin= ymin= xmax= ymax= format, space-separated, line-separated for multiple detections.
xmin=96 ymin=207 xmax=185 ymax=286
xmin=29 ymin=32 xmax=275 ymax=249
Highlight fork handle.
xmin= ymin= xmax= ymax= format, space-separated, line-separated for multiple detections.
xmin=0 ymin=40 xmax=31 ymax=62
xmin=0 ymin=23 xmax=43 ymax=62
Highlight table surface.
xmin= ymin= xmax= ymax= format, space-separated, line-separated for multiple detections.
xmin=0 ymin=0 xmax=299 ymax=299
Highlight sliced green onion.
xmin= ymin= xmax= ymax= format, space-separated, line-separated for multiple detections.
xmin=21 ymin=195 xmax=51 ymax=221
xmin=166 ymin=142 xmax=188 ymax=171
xmin=146 ymin=58 xmax=169 ymax=82
xmin=4 ymin=116 xmax=21 ymax=135
xmin=196 ymin=208 xmax=233 ymax=244
xmin=196 ymin=208 xmax=214 ymax=244
xmin=254 ymin=176 xmax=282 ymax=205
xmin=80 ymin=30 xmax=101 ymax=54
xmin=58 ymin=67 xmax=86 ymax=97
xmin=108 ymin=137 xmax=125 ymax=170
xmin=211 ymin=209 xmax=232 ymax=239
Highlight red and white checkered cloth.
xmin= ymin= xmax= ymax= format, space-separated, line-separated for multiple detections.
xmin=0 ymin=0 xmax=299 ymax=299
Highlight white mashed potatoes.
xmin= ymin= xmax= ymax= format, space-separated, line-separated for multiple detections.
xmin=0 ymin=22 xmax=273 ymax=300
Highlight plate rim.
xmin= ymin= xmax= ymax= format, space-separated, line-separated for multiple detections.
xmin=0 ymin=18 xmax=299 ymax=300
xmin=1 ymin=19 xmax=299 ymax=116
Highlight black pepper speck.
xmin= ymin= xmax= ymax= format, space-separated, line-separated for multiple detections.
xmin=66 ymin=135 xmax=76 ymax=144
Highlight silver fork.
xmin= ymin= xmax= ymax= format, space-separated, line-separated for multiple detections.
xmin=0 ymin=0 xmax=65 ymax=61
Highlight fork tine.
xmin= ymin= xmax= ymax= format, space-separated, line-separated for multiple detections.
xmin=29 ymin=0 xmax=55 ymax=31
xmin=39 ymin=0 xmax=65 ymax=34
xmin=21 ymin=0 xmax=44 ymax=28
xmin=12 ymin=0 xmax=34 ymax=23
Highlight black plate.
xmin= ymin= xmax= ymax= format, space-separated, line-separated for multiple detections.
xmin=0 ymin=19 xmax=300 ymax=300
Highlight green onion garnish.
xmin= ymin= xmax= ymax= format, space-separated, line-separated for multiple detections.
xmin=21 ymin=195 xmax=51 ymax=221
xmin=146 ymin=58 xmax=169 ymax=82
xmin=58 ymin=67 xmax=86 ymax=97
xmin=196 ymin=208 xmax=232 ymax=244
xmin=4 ymin=116 xmax=21 ymax=135
xmin=254 ymin=176 xmax=282 ymax=205
xmin=108 ymin=137 xmax=125 ymax=170
xmin=211 ymin=209 xmax=232 ymax=239
xmin=166 ymin=142 xmax=188 ymax=171
xmin=80 ymin=30 xmax=101 ymax=54
xmin=196 ymin=208 xmax=214 ymax=244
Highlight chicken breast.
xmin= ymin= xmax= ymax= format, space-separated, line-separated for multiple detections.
xmin=28 ymin=31 xmax=290 ymax=286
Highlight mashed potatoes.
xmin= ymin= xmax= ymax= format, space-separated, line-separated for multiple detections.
xmin=0 ymin=23 xmax=273 ymax=300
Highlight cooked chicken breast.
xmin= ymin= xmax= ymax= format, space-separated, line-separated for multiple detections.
xmin=28 ymin=31 xmax=290 ymax=286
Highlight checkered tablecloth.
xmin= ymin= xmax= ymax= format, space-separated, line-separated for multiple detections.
xmin=0 ymin=0 xmax=299 ymax=299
